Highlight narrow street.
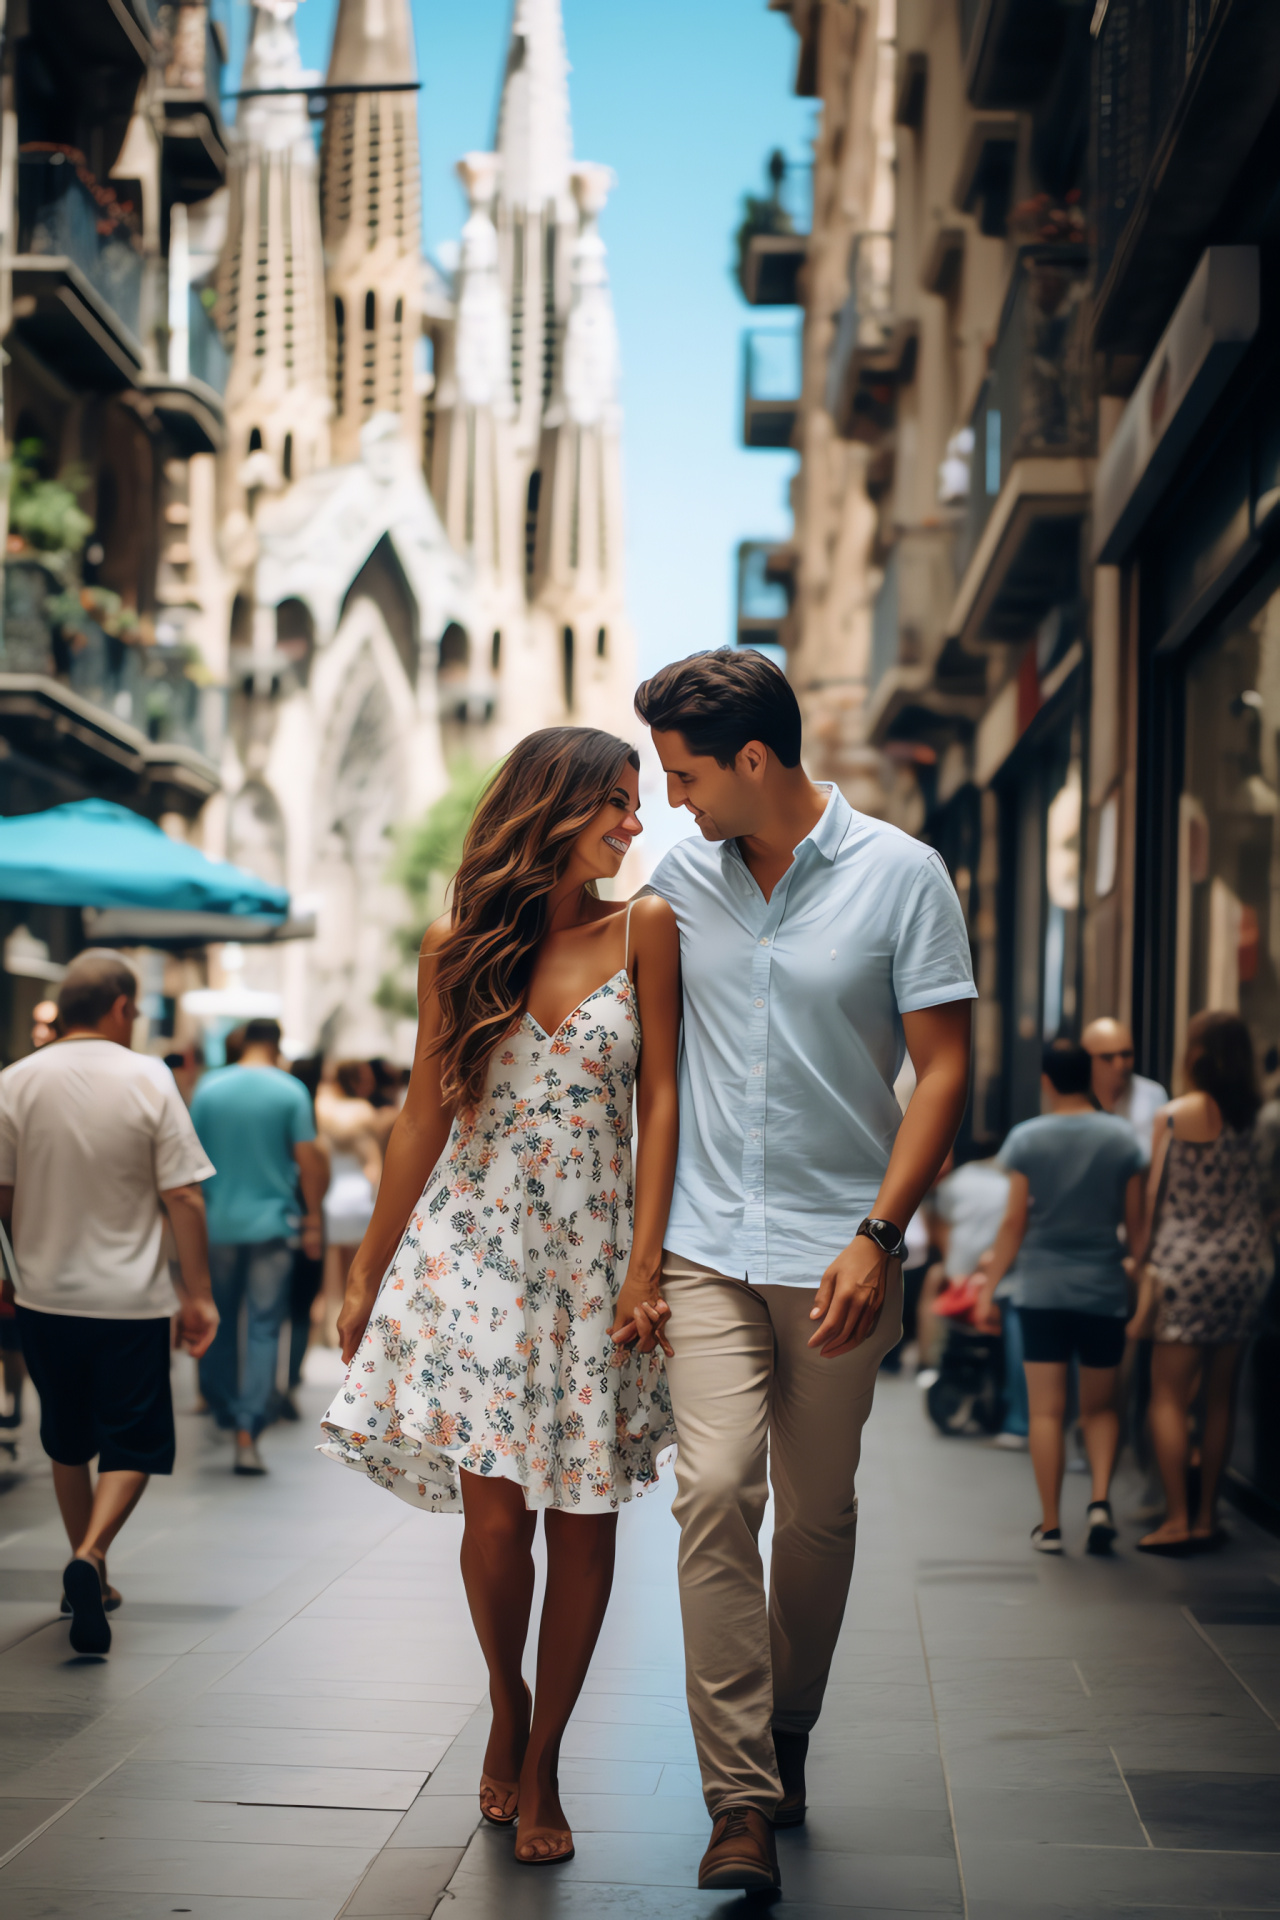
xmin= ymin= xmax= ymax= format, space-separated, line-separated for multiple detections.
xmin=0 ymin=1357 xmax=1278 ymax=1918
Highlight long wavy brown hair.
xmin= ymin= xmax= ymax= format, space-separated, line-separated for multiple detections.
xmin=432 ymin=727 xmax=640 ymax=1110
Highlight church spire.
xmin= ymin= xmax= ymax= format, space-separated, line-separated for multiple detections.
xmin=219 ymin=0 xmax=330 ymax=498
xmin=495 ymin=0 xmax=573 ymax=211
xmin=321 ymin=0 xmax=423 ymax=461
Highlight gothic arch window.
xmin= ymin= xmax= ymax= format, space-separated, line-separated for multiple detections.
xmin=524 ymin=469 xmax=542 ymax=580
xmin=363 ymin=291 xmax=377 ymax=414
xmin=596 ymin=626 xmax=608 ymax=658
xmin=562 ymin=627 xmax=575 ymax=712
xmin=333 ymin=296 xmax=346 ymax=418
xmin=247 ymin=426 xmax=263 ymax=452
xmin=365 ymin=291 xmax=376 ymax=331
xmin=230 ymin=593 xmax=253 ymax=651
xmin=491 ymin=630 xmax=502 ymax=671
xmin=275 ymin=597 xmax=314 ymax=686
xmin=282 ymin=433 xmax=293 ymax=482
xmin=228 ymin=780 xmax=287 ymax=890
xmin=438 ymin=623 xmax=469 ymax=676
xmin=341 ymin=533 xmax=420 ymax=688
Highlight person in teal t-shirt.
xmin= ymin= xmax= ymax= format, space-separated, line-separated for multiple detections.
xmin=190 ymin=1019 xmax=328 ymax=1475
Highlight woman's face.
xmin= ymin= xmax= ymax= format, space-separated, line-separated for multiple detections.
xmin=566 ymin=761 xmax=642 ymax=884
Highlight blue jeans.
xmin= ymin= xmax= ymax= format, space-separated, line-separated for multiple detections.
xmin=1000 ymin=1301 xmax=1029 ymax=1437
xmin=201 ymin=1240 xmax=293 ymax=1438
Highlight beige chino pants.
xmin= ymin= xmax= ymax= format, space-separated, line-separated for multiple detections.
xmin=661 ymin=1252 xmax=903 ymax=1817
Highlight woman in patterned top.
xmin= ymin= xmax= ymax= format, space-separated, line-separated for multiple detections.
xmin=320 ymin=728 xmax=680 ymax=1864
xmin=1130 ymin=1012 xmax=1269 ymax=1554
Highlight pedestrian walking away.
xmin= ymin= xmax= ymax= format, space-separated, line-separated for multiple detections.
xmin=0 ymin=949 xmax=218 ymax=1655
xmin=977 ymin=1038 xmax=1145 ymax=1557
xmin=320 ymin=728 xmax=680 ymax=1868
xmin=190 ymin=1018 xmax=329 ymax=1475
xmin=629 ymin=649 xmax=975 ymax=1894
xmin=1130 ymin=1012 xmax=1270 ymax=1554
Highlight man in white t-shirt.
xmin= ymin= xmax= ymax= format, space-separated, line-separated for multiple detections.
xmin=1083 ymin=1017 xmax=1168 ymax=1164
xmin=0 ymin=949 xmax=217 ymax=1656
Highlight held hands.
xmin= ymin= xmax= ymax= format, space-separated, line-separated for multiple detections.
xmin=809 ymin=1234 xmax=889 ymax=1358
xmin=609 ymin=1269 xmax=673 ymax=1358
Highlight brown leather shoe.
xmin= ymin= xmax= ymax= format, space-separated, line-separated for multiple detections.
xmin=773 ymin=1727 xmax=808 ymax=1827
xmin=698 ymin=1805 xmax=780 ymax=1891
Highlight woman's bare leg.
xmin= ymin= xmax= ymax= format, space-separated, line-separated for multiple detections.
xmin=1025 ymin=1362 xmax=1068 ymax=1532
xmin=1078 ymin=1365 xmax=1120 ymax=1504
xmin=1141 ymin=1343 xmax=1201 ymax=1545
xmin=516 ymin=1509 xmax=618 ymax=1861
xmin=1192 ymin=1343 xmax=1242 ymax=1538
xmin=458 ymin=1471 xmax=536 ymax=1820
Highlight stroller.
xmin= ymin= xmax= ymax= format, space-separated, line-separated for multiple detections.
xmin=924 ymin=1276 xmax=1005 ymax=1437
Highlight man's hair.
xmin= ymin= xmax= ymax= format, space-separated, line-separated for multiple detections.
xmin=634 ymin=648 xmax=802 ymax=768
xmin=1042 ymin=1036 xmax=1093 ymax=1097
xmin=243 ymin=1018 xmax=282 ymax=1052
xmin=57 ymin=949 xmax=137 ymax=1030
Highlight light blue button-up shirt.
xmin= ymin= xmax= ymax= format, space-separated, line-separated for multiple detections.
xmin=648 ymin=785 xmax=977 ymax=1286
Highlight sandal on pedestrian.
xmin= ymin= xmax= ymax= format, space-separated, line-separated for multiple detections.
xmin=1030 ymin=1524 xmax=1062 ymax=1554
xmin=478 ymin=1776 xmax=520 ymax=1825
xmin=514 ymin=1826 xmax=575 ymax=1866
xmin=1085 ymin=1501 xmax=1117 ymax=1556
xmin=62 ymin=1556 xmax=111 ymax=1655
xmin=1136 ymin=1528 xmax=1193 ymax=1555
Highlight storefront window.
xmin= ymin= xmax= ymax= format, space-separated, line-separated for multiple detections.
xmin=1180 ymin=559 xmax=1280 ymax=1077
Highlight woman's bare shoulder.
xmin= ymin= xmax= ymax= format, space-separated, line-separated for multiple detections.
xmin=627 ymin=892 xmax=678 ymax=934
xmin=420 ymin=913 xmax=455 ymax=957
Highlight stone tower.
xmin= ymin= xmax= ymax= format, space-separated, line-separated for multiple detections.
xmin=320 ymin=0 xmax=423 ymax=461
xmin=218 ymin=0 xmax=330 ymax=498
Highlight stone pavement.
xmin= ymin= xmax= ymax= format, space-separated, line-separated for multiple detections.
xmin=0 ymin=1351 xmax=1279 ymax=1918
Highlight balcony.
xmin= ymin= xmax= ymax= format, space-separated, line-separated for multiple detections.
xmin=826 ymin=233 xmax=916 ymax=444
xmin=736 ymin=541 xmax=792 ymax=651
xmin=160 ymin=3 xmax=230 ymax=197
xmin=142 ymin=286 xmax=229 ymax=455
xmin=742 ymin=328 xmax=801 ymax=450
xmin=9 ymin=151 xmax=144 ymax=390
xmin=950 ymin=245 xmax=1094 ymax=651
xmin=866 ymin=528 xmax=983 ymax=747
xmin=959 ymin=0 xmax=1076 ymax=110
xmin=0 ymin=560 xmax=219 ymax=817
xmin=1093 ymin=0 xmax=1280 ymax=358
xmin=736 ymin=153 xmax=811 ymax=306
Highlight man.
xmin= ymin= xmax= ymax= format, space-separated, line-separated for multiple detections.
xmin=0 ymin=949 xmax=218 ymax=1655
xmin=190 ymin=1018 xmax=327 ymax=1475
xmin=1083 ymin=1016 xmax=1168 ymax=1162
xmin=630 ymin=651 xmax=974 ymax=1893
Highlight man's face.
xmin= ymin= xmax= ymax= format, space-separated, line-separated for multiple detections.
xmin=1085 ymin=1024 xmax=1135 ymax=1109
xmin=650 ymin=729 xmax=763 ymax=841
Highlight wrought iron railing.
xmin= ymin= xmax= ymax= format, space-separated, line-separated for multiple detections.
xmin=959 ymin=246 xmax=1093 ymax=572
xmin=1093 ymin=0 xmax=1218 ymax=296
xmin=17 ymin=151 xmax=143 ymax=340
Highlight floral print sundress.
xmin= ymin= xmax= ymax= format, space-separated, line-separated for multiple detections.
xmin=318 ymin=953 xmax=673 ymax=1514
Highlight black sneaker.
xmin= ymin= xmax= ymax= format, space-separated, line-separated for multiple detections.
xmin=1031 ymin=1524 xmax=1063 ymax=1555
xmin=1086 ymin=1501 xmax=1117 ymax=1556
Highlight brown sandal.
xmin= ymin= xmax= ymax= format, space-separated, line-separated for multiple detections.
xmin=514 ymin=1827 xmax=575 ymax=1865
xmin=479 ymin=1776 xmax=520 ymax=1826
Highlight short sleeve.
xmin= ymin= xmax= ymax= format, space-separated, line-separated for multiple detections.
xmin=996 ymin=1124 xmax=1030 ymax=1175
xmin=892 ymin=853 xmax=978 ymax=1014
xmin=0 ymin=1075 xmax=16 ymax=1185
xmin=153 ymin=1069 xmax=215 ymax=1191
xmin=287 ymin=1077 xmax=316 ymax=1145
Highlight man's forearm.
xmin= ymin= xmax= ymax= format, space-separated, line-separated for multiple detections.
xmin=296 ymin=1149 xmax=328 ymax=1224
xmin=161 ymin=1187 xmax=213 ymax=1301
xmin=872 ymin=1061 xmax=969 ymax=1232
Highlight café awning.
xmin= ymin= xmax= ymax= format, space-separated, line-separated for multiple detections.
xmin=0 ymin=798 xmax=289 ymax=921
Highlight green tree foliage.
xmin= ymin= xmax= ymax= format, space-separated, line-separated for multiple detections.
xmin=375 ymin=759 xmax=497 ymax=1021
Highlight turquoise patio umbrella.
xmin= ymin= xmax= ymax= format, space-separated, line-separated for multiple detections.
xmin=0 ymin=799 xmax=288 ymax=919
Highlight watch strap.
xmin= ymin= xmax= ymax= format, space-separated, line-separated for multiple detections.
xmin=856 ymin=1216 xmax=905 ymax=1259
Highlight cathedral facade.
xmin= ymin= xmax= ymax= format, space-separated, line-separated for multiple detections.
xmin=203 ymin=0 xmax=635 ymax=1056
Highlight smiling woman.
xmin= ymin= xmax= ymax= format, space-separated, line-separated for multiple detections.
xmin=316 ymin=722 xmax=682 ymax=1869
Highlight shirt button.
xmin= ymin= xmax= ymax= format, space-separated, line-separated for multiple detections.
xmin=759 ymin=938 xmax=769 ymax=946
xmin=754 ymin=997 xmax=764 ymax=1007
xmin=750 ymin=1129 xmax=759 ymax=1139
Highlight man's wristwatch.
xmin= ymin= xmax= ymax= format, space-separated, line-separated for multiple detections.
xmin=856 ymin=1216 xmax=906 ymax=1260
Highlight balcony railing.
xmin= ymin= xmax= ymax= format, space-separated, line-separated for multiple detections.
xmin=742 ymin=328 xmax=801 ymax=450
xmin=959 ymin=245 xmax=1093 ymax=572
xmin=1094 ymin=0 xmax=1217 ymax=300
xmin=160 ymin=2 xmax=230 ymax=189
xmin=17 ymin=150 xmax=143 ymax=341
xmin=1 ymin=561 xmax=218 ymax=762
xmin=736 ymin=153 xmax=812 ymax=306
xmin=826 ymin=232 xmax=915 ymax=442
xmin=736 ymin=541 xmax=791 ymax=649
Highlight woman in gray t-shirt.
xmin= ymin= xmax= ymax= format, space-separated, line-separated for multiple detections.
xmin=977 ymin=1039 xmax=1145 ymax=1558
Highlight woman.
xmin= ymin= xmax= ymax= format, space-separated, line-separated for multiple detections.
xmin=1129 ymin=1011 xmax=1269 ymax=1554
xmin=314 ymin=1060 xmax=387 ymax=1345
xmin=976 ymin=1038 xmax=1145 ymax=1555
xmin=319 ymin=728 xmax=679 ymax=1866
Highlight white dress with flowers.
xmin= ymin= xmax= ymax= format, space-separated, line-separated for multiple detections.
xmin=318 ymin=967 xmax=673 ymax=1514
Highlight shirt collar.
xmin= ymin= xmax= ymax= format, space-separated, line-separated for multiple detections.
xmin=721 ymin=781 xmax=852 ymax=875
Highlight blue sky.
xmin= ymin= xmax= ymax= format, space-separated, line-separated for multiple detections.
xmin=225 ymin=0 xmax=814 ymax=679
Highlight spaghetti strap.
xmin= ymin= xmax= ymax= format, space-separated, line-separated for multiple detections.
xmin=623 ymin=897 xmax=636 ymax=979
